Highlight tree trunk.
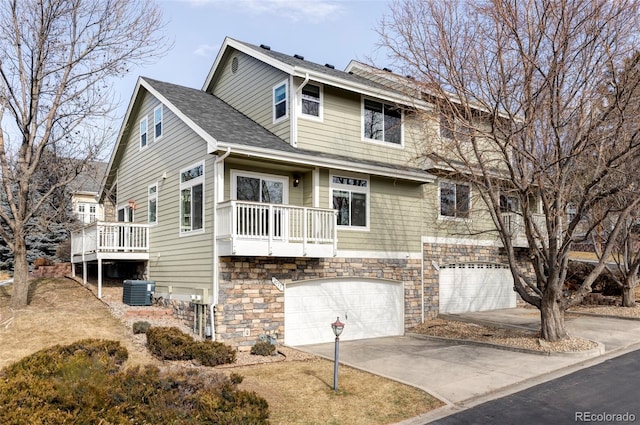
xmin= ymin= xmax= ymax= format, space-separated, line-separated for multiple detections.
xmin=9 ymin=237 xmax=30 ymax=308
xmin=540 ymin=292 xmax=567 ymax=341
xmin=621 ymin=281 xmax=636 ymax=307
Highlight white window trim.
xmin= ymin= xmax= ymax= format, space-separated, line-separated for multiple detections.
xmin=361 ymin=97 xmax=404 ymax=148
xmin=179 ymin=161 xmax=205 ymax=236
xmin=438 ymin=180 xmax=472 ymax=222
xmin=148 ymin=182 xmax=158 ymax=225
xmin=139 ymin=116 xmax=148 ymax=150
xmin=298 ymin=82 xmax=323 ymax=122
xmin=330 ymin=171 xmax=370 ymax=231
xmin=230 ymin=169 xmax=289 ymax=204
xmin=273 ymin=80 xmax=289 ymax=123
xmin=154 ymin=105 xmax=163 ymax=142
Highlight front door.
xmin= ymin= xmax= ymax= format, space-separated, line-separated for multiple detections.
xmin=117 ymin=206 xmax=135 ymax=250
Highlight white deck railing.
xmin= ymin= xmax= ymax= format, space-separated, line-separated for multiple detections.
xmin=217 ymin=201 xmax=337 ymax=255
xmin=71 ymin=222 xmax=150 ymax=258
xmin=501 ymin=212 xmax=546 ymax=246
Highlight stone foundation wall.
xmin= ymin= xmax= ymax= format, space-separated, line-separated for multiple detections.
xmin=422 ymin=242 xmax=531 ymax=319
xmin=216 ymin=256 xmax=422 ymax=350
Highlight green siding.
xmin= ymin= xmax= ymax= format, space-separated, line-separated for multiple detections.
xmin=115 ymin=90 xmax=215 ymax=296
xmin=212 ymin=50 xmax=290 ymax=142
xmin=423 ymin=179 xmax=500 ymax=242
xmin=334 ymin=176 xmax=424 ymax=253
xmin=295 ymin=82 xmax=427 ymax=168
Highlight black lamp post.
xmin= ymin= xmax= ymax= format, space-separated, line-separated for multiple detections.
xmin=331 ymin=316 xmax=345 ymax=392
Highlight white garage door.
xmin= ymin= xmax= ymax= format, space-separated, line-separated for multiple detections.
xmin=284 ymin=278 xmax=404 ymax=346
xmin=439 ymin=263 xmax=515 ymax=314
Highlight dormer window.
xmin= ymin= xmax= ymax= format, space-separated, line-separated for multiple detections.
xmin=301 ymin=83 xmax=322 ymax=119
xmin=139 ymin=117 xmax=148 ymax=149
xmin=273 ymin=80 xmax=288 ymax=122
xmin=363 ymin=99 xmax=402 ymax=145
xmin=154 ymin=105 xmax=163 ymax=140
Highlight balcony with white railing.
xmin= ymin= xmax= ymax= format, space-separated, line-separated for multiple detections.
xmin=71 ymin=222 xmax=150 ymax=263
xmin=501 ymin=212 xmax=546 ymax=247
xmin=216 ymin=201 xmax=338 ymax=257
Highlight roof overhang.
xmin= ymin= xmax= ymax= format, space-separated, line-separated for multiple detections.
xmin=209 ymin=143 xmax=435 ymax=184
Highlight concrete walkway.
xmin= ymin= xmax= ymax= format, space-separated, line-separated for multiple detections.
xmin=299 ymin=308 xmax=640 ymax=423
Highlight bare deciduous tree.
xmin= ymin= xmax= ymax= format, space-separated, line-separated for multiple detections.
xmin=0 ymin=0 xmax=168 ymax=307
xmin=378 ymin=0 xmax=640 ymax=341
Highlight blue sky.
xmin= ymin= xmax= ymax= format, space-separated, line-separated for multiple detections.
xmin=111 ymin=0 xmax=393 ymax=122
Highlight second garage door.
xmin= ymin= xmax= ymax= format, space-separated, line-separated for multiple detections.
xmin=439 ymin=263 xmax=515 ymax=314
xmin=284 ymin=278 xmax=404 ymax=346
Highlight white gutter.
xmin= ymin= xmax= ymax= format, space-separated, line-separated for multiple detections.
xmin=211 ymin=147 xmax=231 ymax=340
xmin=292 ymin=73 xmax=310 ymax=147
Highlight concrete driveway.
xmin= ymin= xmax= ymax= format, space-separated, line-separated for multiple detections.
xmin=299 ymin=308 xmax=640 ymax=407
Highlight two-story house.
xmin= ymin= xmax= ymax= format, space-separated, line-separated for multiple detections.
xmin=72 ymin=37 xmax=530 ymax=349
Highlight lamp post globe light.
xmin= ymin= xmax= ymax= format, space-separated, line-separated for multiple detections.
xmin=331 ymin=316 xmax=345 ymax=392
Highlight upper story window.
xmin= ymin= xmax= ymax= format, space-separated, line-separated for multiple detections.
xmin=139 ymin=117 xmax=148 ymax=149
xmin=440 ymin=113 xmax=473 ymax=141
xmin=273 ymin=80 xmax=288 ymax=122
xmin=180 ymin=162 xmax=204 ymax=234
xmin=301 ymin=83 xmax=322 ymax=119
xmin=439 ymin=181 xmax=470 ymax=219
xmin=363 ymin=99 xmax=402 ymax=145
xmin=76 ymin=203 xmax=99 ymax=224
xmin=331 ymin=174 xmax=369 ymax=230
xmin=148 ymin=183 xmax=158 ymax=225
xmin=154 ymin=105 xmax=163 ymax=141
xmin=500 ymin=194 xmax=519 ymax=213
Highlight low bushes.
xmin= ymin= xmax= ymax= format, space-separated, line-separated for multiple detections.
xmin=132 ymin=320 xmax=151 ymax=334
xmin=0 ymin=339 xmax=268 ymax=424
xmin=251 ymin=341 xmax=276 ymax=356
xmin=146 ymin=326 xmax=236 ymax=366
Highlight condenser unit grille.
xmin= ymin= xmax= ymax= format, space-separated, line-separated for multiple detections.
xmin=123 ymin=280 xmax=155 ymax=306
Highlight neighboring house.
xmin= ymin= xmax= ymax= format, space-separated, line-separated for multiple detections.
xmin=71 ymin=161 xmax=108 ymax=224
xmin=71 ymin=37 xmax=531 ymax=349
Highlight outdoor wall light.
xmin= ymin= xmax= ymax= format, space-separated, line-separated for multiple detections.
xmin=331 ymin=316 xmax=345 ymax=392
xmin=293 ymin=174 xmax=301 ymax=187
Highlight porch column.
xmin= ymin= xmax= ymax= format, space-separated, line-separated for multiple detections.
xmin=82 ymin=261 xmax=87 ymax=285
xmin=71 ymin=262 xmax=76 ymax=278
xmin=97 ymin=258 xmax=103 ymax=299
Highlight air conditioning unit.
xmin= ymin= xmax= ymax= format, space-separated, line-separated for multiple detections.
xmin=123 ymin=280 xmax=155 ymax=306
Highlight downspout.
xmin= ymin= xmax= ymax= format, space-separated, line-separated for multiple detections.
xmin=211 ymin=147 xmax=231 ymax=340
xmin=291 ymin=73 xmax=309 ymax=147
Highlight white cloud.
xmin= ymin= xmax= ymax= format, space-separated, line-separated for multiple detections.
xmin=193 ymin=44 xmax=219 ymax=57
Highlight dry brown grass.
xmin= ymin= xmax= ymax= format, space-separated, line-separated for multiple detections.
xmin=0 ymin=278 xmax=443 ymax=424
xmin=0 ymin=278 xmax=157 ymax=369
xmin=231 ymin=360 xmax=442 ymax=425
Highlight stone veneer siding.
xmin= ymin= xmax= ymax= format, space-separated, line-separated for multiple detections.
xmin=216 ymin=256 xmax=422 ymax=350
xmin=422 ymin=242 xmax=531 ymax=319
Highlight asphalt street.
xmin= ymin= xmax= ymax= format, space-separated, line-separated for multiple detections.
xmin=430 ymin=348 xmax=640 ymax=425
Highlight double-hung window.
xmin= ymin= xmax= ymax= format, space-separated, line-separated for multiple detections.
xmin=301 ymin=83 xmax=321 ymax=119
xmin=439 ymin=181 xmax=470 ymax=219
xmin=139 ymin=117 xmax=148 ymax=149
xmin=331 ymin=175 xmax=369 ymax=229
xmin=154 ymin=105 xmax=163 ymax=141
xmin=273 ymin=81 xmax=288 ymax=122
xmin=363 ymin=99 xmax=402 ymax=145
xmin=180 ymin=162 xmax=204 ymax=234
xmin=148 ymin=183 xmax=158 ymax=225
